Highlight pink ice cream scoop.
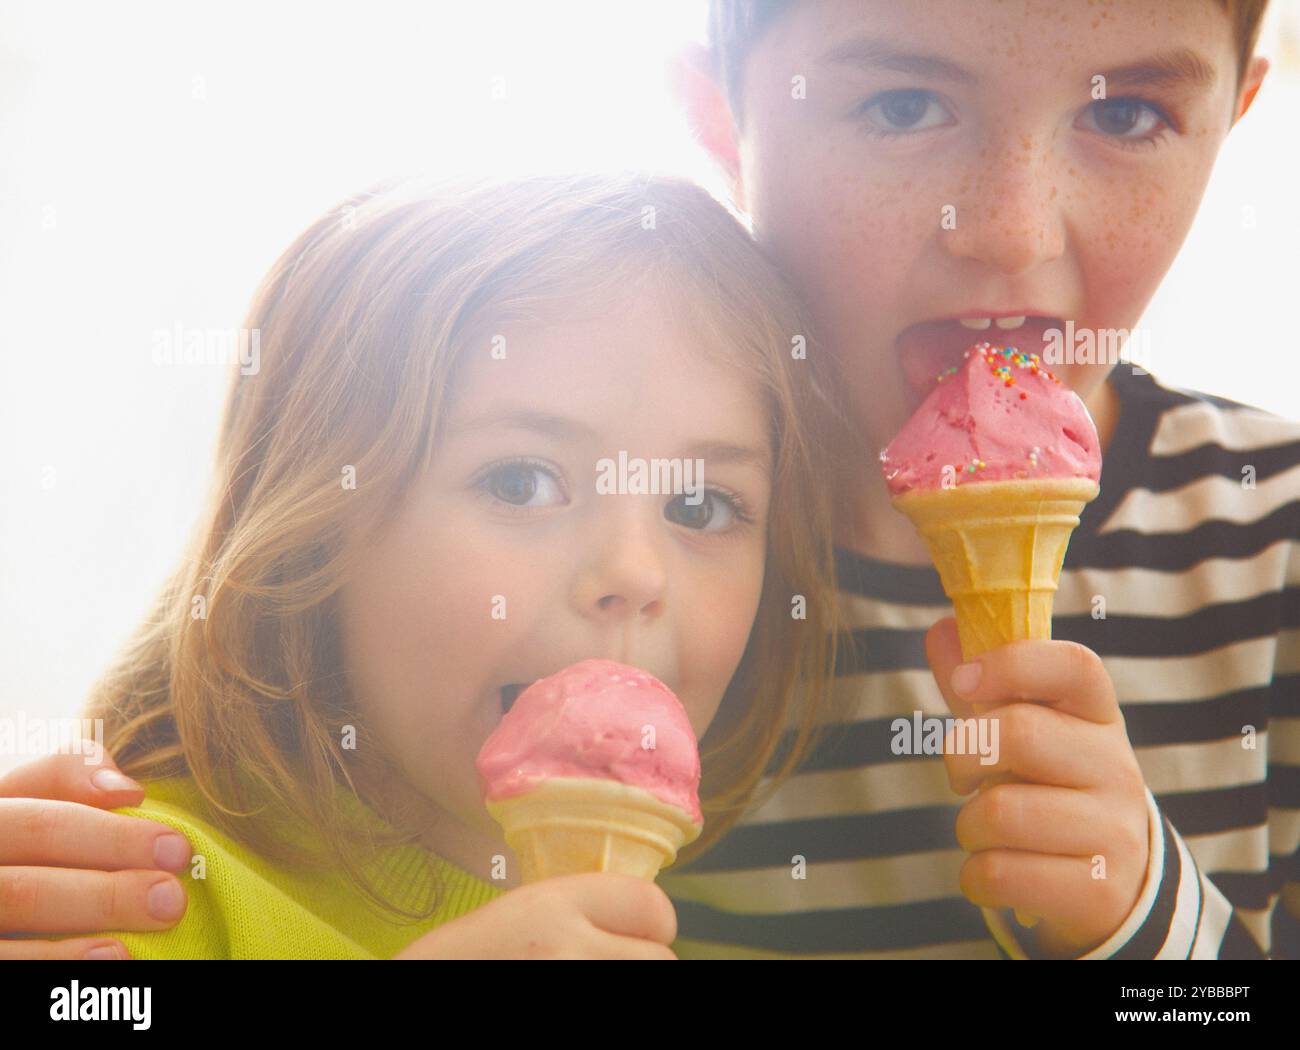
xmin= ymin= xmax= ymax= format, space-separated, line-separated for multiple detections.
xmin=880 ymin=342 xmax=1102 ymax=497
xmin=476 ymin=658 xmax=702 ymax=825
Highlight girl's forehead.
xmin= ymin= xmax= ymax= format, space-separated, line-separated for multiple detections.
xmin=438 ymin=315 xmax=772 ymax=471
xmin=451 ymin=294 xmax=761 ymax=397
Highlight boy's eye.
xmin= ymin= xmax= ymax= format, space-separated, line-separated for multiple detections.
xmin=1076 ymin=97 xmax=1169 ymax=142
xmin=857 ymin=89 xmax=952 ymax=134
xmin=480 ymin=459 xmax=566 ymax=509
xmin=663 ymin=490 xmax=746 ymax=532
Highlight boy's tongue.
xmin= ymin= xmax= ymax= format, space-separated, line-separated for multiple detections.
xmin=896 ymin=318 xmax=1060 ymax=409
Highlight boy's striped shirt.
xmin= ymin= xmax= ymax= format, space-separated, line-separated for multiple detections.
xmin=661 ymin=362 xmax=1300 ymax=959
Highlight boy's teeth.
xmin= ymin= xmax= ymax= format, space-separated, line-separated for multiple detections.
xmin=956 ymin=315 xmax=1028 ymax=331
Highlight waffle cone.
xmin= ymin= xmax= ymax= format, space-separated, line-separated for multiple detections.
xmin=486 ymin=777 xmax=702 ymax=884
xmin=893 ymin=477 xmax=1099 ymax=661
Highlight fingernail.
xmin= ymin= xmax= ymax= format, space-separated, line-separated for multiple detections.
xmin=92 ymin=768 xmax=140 ymax=793
xmin=952 ymin=661 xmax=982 ymax=696
xmin=153 ymin=833 xmax=190 ymax=871
xmin=84 ymin=942 xmax=123 ymax=960
xmin=147 ymin=879 xmax=185 ymax=921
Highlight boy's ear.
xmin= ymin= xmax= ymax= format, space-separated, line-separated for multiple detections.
xmin=1232 ymin=55 xmax=1270 ymax=126
xmin=669 ymin=42 xmax=747 ymax=210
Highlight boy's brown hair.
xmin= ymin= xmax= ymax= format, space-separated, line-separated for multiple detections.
xmin=707 ymin=0 xmax=1270 ymax=125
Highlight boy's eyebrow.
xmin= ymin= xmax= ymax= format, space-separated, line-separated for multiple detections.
xmin=1099 ymin=49 xmax=1217 ymax=90
xmin=821 ymin=38 xmax=1216 ymax=92
xmin=820 ymin=36 xmax=976 ymax=85
xmin=444 ymin=406 xmax=772 ymax=478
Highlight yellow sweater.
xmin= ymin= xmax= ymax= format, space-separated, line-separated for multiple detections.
xmin=100 ymin=775 xmax=505 ymax=959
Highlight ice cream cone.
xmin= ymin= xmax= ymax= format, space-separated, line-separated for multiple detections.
xmin=486 ymin=777 xmax=702 ymax=884
xmin=882 ymin=343 xmax=1104 ymax=934
xmin=892 ymin=476 xmax=1099 ymax=662
xmin=894 ymin=476 xmax=1098 ymax=931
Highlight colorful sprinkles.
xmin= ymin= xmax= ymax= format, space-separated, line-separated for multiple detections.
xmin=933 ymin=342 xmax=1063 ymax=400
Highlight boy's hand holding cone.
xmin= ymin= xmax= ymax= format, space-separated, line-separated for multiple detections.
xmin=925 ymin=616 xmax=1151 ymax=958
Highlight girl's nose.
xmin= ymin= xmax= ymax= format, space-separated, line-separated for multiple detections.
xmin=941 ymin=135 xmax=1067 ymax=277
xmin=574 ymin=502 xmax=669 ymax=623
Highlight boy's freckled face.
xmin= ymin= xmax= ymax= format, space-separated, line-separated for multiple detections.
xmin=336 ymin=289 xmax=771 ymax=851
xmin=735 ymin=0 xmax=1245 ymax=452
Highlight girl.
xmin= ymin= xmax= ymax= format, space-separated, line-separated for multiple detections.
xmin=69 ymin=172 xmax=856 ymax=958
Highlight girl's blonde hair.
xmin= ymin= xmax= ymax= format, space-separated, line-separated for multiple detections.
xmin=84 ymin=173 xmax=857 ymax=921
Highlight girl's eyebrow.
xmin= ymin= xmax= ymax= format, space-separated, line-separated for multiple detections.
xmin=445 ymin=406 xmax=596 ymax=443
xmin=444 ymin=405 xmax=771 ymax=479
xmin=682 ymin=441 xmax=772 ymax=481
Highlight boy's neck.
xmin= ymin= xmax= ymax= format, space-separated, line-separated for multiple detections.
xmin=1089 ymin=370 xmax=1121 ymax=459
xmin=835 ymin=371 xmax=1122 ymax=568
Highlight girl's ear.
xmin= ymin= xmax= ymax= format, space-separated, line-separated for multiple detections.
xmin=668 ymin=42 xmax=747 ymax=211
xmin=1232 ymin=54 xmax=1269 ymax=126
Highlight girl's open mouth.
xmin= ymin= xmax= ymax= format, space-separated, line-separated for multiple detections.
xmin=499 ymin=683 xmax=526 ymax=713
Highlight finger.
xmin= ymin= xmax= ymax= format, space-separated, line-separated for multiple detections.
xmin=955 ymin=783 xmax=1123 ymax=856
xmin=559 ymin=873 xmax=678 ymax=944
xmin=926 ymin=618 xmax=980 ymax=720
xmin=952 ymin=636 xmax=1119 ymax=726
xmin=0 ymin=799 xmax=193 ymax=873
xmin=944 ymin=702 xmax=1119 ymax=794
xmin=588 ymin=933 xmax=678 ymax=960
xmin=958 ymin=849 xmax=1141 ymax=936
xmin=0 ymin=937 xmax=129 ymax=960
xmin=0 ymin=744 xmax=144 ymax=806
xmin=0 ymin=867 xmax=188 ymax=934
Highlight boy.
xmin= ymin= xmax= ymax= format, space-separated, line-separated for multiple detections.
xmin=652 ymin=0 xmax=1297 ymax=959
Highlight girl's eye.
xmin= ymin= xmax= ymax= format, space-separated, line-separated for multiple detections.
xmin=856 ymin=89 xmax=953 ymax=135
xmin=663 ymin=489 xmax=753 ymax=533
xmin=478 ymin=458 xmax=566 ymax=511
xmin=1076 ymin=97 xmax=1171 ymax=145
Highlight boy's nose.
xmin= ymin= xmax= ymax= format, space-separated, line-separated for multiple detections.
xmin=942 ymin=141 xmax=1067 ymax=277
